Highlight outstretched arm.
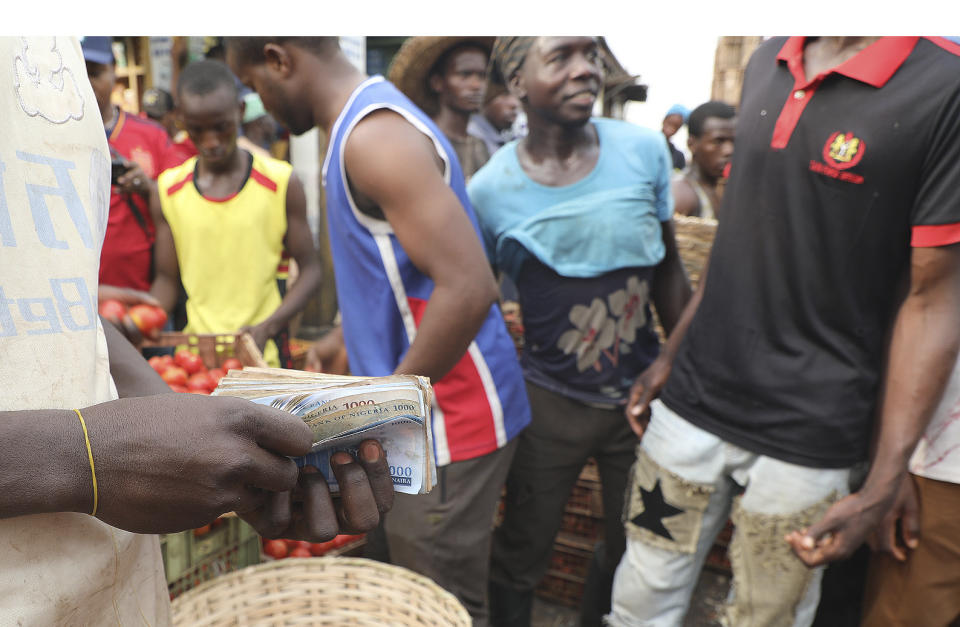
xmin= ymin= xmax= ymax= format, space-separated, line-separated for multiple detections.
xmin=101 ymin=316 xmax=170 ymax=397
xmin=651 ymin=219 xmax=692 ymax=336
xmin=787 ymin=243 xmax=960 ymax=566
xmin=147 ymin=186 xmax=182 ymax=315
xmin=344 ymin=109 xmax=498 ymax=382
xmin=245 ymin=173 xmax=322 ymax=350
xmin=625 ymin=253 xmax=707 ymax=437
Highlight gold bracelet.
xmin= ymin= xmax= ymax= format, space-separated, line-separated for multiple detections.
xmin=73 ymin=409 xmax=98 ymax=517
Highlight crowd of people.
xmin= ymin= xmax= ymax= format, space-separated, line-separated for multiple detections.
xmin=1 ymin=33 xmax=959 ymax=627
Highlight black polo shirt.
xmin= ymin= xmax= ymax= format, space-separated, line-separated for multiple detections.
xmin=662 ymin=37 xmax=960 ymax=468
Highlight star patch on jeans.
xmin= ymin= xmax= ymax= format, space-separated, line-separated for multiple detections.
xmin=624 ymin=449 xmax=714 ymax=553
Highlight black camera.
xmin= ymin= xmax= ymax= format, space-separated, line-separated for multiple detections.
xmin=110 ymin=159 xmax=130 ymax=185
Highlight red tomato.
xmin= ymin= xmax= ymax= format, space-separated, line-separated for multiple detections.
xmin=207 ymin=367 xmax=225 ymax=385
xmin=263 ymin=539 xmax=288 ymax=560
xmin=186 ymin=372 xmax=214 ymax=392
xmin=309 ymin=542 xmax=330 ymax=556
xmin=289 ymin=547 xmax=312 ymax=558
xmin=161 ymin=365 xmax=188 ymax=387
xmin=221 ymin=357 xmax=243 ymax=372
xmin=193 ymin=524 xmax=212 ymax=536
xmin=174 ymin=349 xmax=206 ymax=375
xmin=293 ymin=540 xmax=312 ymax=552
xmin=147 ymin=355 xmax=169 ymax=375
xmin=168 ymin=384 xmax=188 ymax=393
xmin=283 ymin=539 xmax=299 ymax=550
xmin=98 ymin=299 xmax=127 ymax=323
xmin=128 ymin=305 xmax=167 ymax=336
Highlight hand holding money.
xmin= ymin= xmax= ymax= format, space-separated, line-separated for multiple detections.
xmin=214 ymin=368 xmax=438 ymax=495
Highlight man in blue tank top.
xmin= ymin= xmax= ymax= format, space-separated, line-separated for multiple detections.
xmin=226 ymin=37 xmax=531 ymax=626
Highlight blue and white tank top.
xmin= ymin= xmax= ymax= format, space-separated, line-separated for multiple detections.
xmin=321 ymin=76 xmax=530 ymax=466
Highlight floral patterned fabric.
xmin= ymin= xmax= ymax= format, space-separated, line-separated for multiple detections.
xmin=518 ymin=259 xmax=660 ymax=406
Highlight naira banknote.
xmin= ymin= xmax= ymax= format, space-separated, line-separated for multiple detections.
xmin=213 ymin=368 xmax=436 ymax=495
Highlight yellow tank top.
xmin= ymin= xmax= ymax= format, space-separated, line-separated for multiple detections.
xmin=158 ymin=151 xmax=291 ymax=366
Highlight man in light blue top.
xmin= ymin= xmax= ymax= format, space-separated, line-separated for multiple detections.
xmin=468 ymin=36 xmax=691 ymax=626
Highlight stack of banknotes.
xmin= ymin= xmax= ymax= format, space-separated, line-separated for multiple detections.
xmin=213 ymin=368 xmax=437 ymax=495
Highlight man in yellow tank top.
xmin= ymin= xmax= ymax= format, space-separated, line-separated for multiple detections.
xmin=149 ymin=60 xmax=321 ymax=366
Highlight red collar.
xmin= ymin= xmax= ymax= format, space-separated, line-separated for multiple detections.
xmin=776 ymin=36 xmax=919 ymax=88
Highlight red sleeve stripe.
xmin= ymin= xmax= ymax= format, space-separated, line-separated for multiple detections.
xmin=927 ymin=37 xmax=960 ymax=56
xmin=165 ymin=172 xmax=194 ymax=196
xmin=250 ymin=167 xmax=278 ymax=192
xmin=912 ymin=222 xmax=960 ymax=247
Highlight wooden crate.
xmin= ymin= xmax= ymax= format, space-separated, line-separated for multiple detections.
xmin=142 ymin=331 xmax=267 ymax=368
xmin=288 ymin=337 xmax=314 ymax=371
xmin=535 ymin=461 xmax=605 ymax=607
xmin=705 ymin=519 xmax=734 ymax=575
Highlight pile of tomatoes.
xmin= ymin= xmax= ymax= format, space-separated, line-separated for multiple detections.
xmin=148 ymin=351 xmax=244 ymax=394
xmin=100 ymin=299 xmax=168 ymax=337
xmin=261 ymin=534 xmax=365 ymax=560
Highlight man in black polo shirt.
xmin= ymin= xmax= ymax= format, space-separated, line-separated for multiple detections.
xmin=606 ymin=36 xmax=960 ymax=626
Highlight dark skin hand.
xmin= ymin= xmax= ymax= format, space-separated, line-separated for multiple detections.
xmin=0 ymin=394 xmax=306 ymax=532
xmin=304 ymin=325 xmax=350 ymax=375
xmin=0 ymin=386 xmax=392 ymax=540
xmin=786 ymin=244 xmax=960 ymax=566
xmin=344 ymin=109 xmax=499 ymax=382
xmin=113 ymin=157 xmax=155 ymax=199
xmin=867 ymin=472 xmax=920 ymax=561
xmin=98 ymin=285 xmax=163 ymax=346
xmin=626 ymin=256 xmax=708 ymax=437
xmin=0 ymin=314 xmax=394 ymax=540
xmin=243 ymin=441 xmax=394 ymax=540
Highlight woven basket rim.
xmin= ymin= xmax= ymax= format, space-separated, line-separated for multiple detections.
xmin=170 ymin=556 xmax=471 ymax=626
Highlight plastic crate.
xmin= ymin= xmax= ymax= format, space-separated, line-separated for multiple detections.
xmin=161 ymin=516 xmax=261 ymax=599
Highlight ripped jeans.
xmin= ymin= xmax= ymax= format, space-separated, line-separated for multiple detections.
xmin=606 ymin=400 xmax=852 ymax=627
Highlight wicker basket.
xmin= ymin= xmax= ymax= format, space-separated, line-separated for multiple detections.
xmin=170 ymin=557 xmax=471 ymax=626
xmin=673 ymin=215 xmax=718 ymax=287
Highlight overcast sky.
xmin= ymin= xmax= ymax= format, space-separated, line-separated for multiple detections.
xmin=603 ymin=33 xmax=722 ymax=157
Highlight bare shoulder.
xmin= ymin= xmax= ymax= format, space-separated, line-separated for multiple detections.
xmin=344 ymin=108 xmax=444 ymax=198
xmin=672 ymin=177 xmax=699 ymax=216
xmin=345 ymin=109 xmax=435 ymax=162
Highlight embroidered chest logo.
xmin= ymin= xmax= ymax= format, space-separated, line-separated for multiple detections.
xmin=809 ymin=130 xmax=866 ymax=184
xmin=823 ymin=131 xmax=865 ymax=169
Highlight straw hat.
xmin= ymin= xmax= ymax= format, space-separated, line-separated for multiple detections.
xmin=388 ymin=36 xmax=495 ymax=116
